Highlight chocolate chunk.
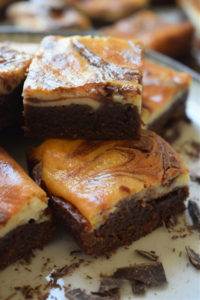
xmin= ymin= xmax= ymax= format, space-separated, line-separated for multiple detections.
xmin=188 ymin=200 xmax=200 ymax=229
xmin=113 ymin=262 xmax=167 ymax=287
xmin=135 ymin=249 xmax=159 ymax=261
xmin=95 ymin=277 xmax=122 ymax=299
xmin=166 ymin=215 xmax=178 ymax=228
xmin=185 ymin=246 xmax=200 ymax=270
xmin=131 ymin=280 xmax=146 ymax=295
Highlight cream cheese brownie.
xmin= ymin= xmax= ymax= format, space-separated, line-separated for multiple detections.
xmin=0 ymin=148 xmax=55 ymax=270
xmin=178 ymin=0 xmax=200 ymax=38
xmin=101 ymin=11 xmax=194 ymax=58
xmin=28 ymin=130 xmax=189 ymax=256
xmin=23 ymin=35 xmax=144 ymax=140
xmin=0 ymin=42 xmax=38 ymax=131
xmin=7 ymin=1 xmax=91 ymax=31
xmin=142 ymin=60 xmax=191 ymax=133
xmin=72 ymin=0 xmax=150 ymax=23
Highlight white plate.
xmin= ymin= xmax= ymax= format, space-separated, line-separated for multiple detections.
xmin=0 ymin=36 xmax=200 ymax=300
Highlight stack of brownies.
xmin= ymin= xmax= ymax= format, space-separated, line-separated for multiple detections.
xmin=0 ymin=35 xmax=190 ymax=268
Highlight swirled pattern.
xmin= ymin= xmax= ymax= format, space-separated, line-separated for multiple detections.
xmin=33 ymin=131 xmax=188 ymax=228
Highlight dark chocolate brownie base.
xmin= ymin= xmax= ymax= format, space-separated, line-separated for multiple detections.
xmin=24 ymin=101 xmax=141 ymax=140
xmin=0 ymin=217 xmax=55 ymax=270
xmin=0 ymin=83 xmax=24 ymax=131
xmin=48 ymin=187 xmax=188 ymax=256
xmin=147 ymin=91 xmax=188 ymax=137
xmin=28 ymin=159 xmax=188 ymax=256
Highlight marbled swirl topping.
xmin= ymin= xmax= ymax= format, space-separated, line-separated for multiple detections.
xmin=32 ymin=130 xmax=189 ymax=228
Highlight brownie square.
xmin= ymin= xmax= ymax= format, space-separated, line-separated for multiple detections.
xmin=101 ymin=10 xmax=194 ymax=58
xmin=0 ymin=42 xmax=38 ymax=131
xmin=23 ymin=35 xmax=144 ymax=140
xmin=28 ymin=130 xmax=189 ymax=256
xmin=0 ymin=147 xmax=55 ymax=270
xmin=142 ymin=60 xmax=191 ymax=134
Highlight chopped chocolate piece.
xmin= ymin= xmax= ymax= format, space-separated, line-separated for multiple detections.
xmin=135 ymin=249 xmax=159 ymax=261
xmin=131 ymin=280 xmax=146 ymax=295
xmin=96 ymin=277 xmax=122 ymax=299
xmin=188 ymin=200 xmax=200 ymax=229
xmin=185 ymin=246 xmax=200 ymax=270
xmin=113 ymin=262 xmax=167 ymax=286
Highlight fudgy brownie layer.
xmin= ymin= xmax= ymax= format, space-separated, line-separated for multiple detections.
xmin=48 ymin=187 xmax=188 ymax=256
xmin=147 ymin=91 xmax=188 ymax=136
xmin=24 ymin=101 xmax=141 ymax=140
xmin=0 ymin=217 xmax=55 ymax=270
xmin=0 ymin=83 xmax=24 ymax=131
xmin=28 ymin=159 xmax=188 ymax=256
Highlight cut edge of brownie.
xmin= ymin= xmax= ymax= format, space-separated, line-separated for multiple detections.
xmin=23 ymin=101 xmax=141 ymax=140
xmin=27 ymin=156 xmax=188 ymax=256
xmin=0 ymin=210 xmax=55 ymax=270
xmin=146 ymin=91 xmax=188 ymax=136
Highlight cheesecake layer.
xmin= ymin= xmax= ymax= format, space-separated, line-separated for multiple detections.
xmin=23 ymin=35 xmax=144 ymax=139
xmin=7 ymin=1 xmax=91 ymax=31
xmin=72 ymin=0 xmax=149 ymax=22
xmin=142 ymin=60 xmax=191 ymax=127
xmin=30 ymin=131 xmax=189 ymax=230
xmin=0 ymin=147 xmax=49 ymax=238
xmin=101 ymin=11 xmax=194 ymax=58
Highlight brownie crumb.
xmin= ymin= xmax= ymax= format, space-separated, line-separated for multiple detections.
xmin=135 ymin=249 xmax=159 ymax=261
xmin=188 ymin=200 xmax=200 ymax=229
xmin=70 ymin=250 xmax=82 ymax=256
xmin=171 ymin=235 xmax=178 ymax=240
xmin=179 ymin=251 xmax=182 ymax=257
xmin=185 ymin=246 xmax=200 ymax=270
xmin=173 ymin=248 xmax=176 ymax=252
xmin=15 ymin=285 xmax=42 ymax=299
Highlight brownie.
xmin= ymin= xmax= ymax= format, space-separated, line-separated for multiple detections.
xmin=7 ymin=1 xmax=91 ymax=31
xmin=142 ymin=60 xmax=191 ymax=134
xmin=0 ymin=147 xmax=55 ymax=270
xmin=72 ymin=0 xmax=150 ymax=23
xmin=101 ymin=10 xmax=194 ymax=58
xmin=0 ymin=42 xmax=38 ymax=131
xmin=28 ymin=130 xmax=189 ymax=256
xmin=23 ymin=35 xmax=144 ymax=140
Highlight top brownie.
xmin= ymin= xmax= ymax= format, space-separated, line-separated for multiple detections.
xmin=23 ymin=35 xmax=144 ymax=140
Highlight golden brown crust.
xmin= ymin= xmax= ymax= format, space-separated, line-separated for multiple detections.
xmin=23 ymin=35 xmax=144 ymax=102
xmin=7 ymin=1 xmax=91 ymax=31
xmin=31 ymin=130 xmax=188 ymax=227
xmin=0 ymin=147 xmax=47 ymax=225
xmin=101 ymin=11 xmax=194 ymax=57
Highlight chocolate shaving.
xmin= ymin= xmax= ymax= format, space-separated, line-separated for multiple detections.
xmin=188 ymin=200 xmax=200 ymax=229
xmin=50 ymin=260 xmax=83 ymax=286
xmin=131 ymin=280 xmax=146 ymax=295
xmin=113 ymin=262 xmax=167 ymax=287
xmin=185 ymin=246 xmax=200 ymax=270
xmin=66 ymin=289 xmax=94 ymax=300
xmin=165 ymin=215 xmax=178 ymax=228
xmin=95 ymin=277 xmax=122 ymax=299
xmin=135 ymin=249 xmax=159 ymax=261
